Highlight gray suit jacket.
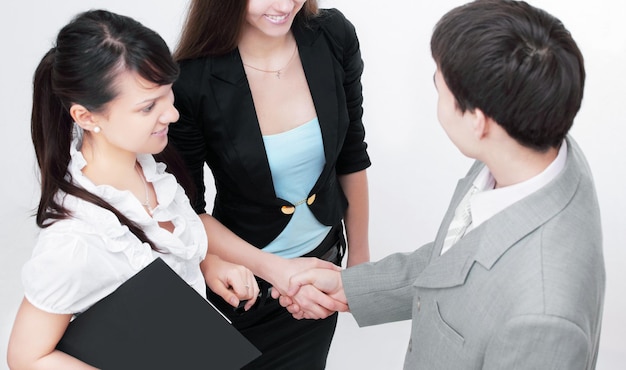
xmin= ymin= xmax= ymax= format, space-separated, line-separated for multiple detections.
xmin=343 ymin=137 xmax=605 ymax=369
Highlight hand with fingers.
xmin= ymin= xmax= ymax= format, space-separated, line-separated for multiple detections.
xmin=263 ymin=257 xmax=344 ymax=319
xmin=201 ymin=254 xmax=260 ymax=312
xmin=273 ymin=267 xmax=349 ymax=319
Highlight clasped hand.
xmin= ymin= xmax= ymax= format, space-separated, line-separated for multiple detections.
xmin=269 ymin=258 xmax=349 ymax=320
xmin=202 ymin=254 xmax=260 ymax=311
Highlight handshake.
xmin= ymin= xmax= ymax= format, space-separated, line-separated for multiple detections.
xmin=269 ymin=258 xmax=350 ymax=320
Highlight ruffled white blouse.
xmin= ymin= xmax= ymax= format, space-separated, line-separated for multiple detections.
xmin=22 ymin=138 xmax=208 ymax=314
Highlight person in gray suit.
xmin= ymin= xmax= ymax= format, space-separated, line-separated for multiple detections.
xmin=280 ymin=0 xmax=606 ymax=368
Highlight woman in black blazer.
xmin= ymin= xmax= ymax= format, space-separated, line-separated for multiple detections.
xmin=168 ymin=1 xmax=371 ymax=368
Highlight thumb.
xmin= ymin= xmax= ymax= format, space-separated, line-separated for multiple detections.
xmin=270 ymin=286 xmax=281 ymax=299
xmin=313 ymin=259 xmax=343 ymax=271
xmin=211 ymin=282 xmax=240 ymax=308
xmin=286 ymin=270 xmax=316 ymax=296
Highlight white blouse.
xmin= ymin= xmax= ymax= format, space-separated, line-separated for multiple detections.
xmin=22 ymin=138 xmax=208 ymax=314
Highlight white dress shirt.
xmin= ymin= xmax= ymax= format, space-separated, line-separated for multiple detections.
xmin=467 ymin=140 xmax=568 ymax=234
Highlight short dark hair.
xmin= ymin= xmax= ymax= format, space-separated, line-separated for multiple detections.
xmin=431 ymin=0 xmax=585 ymax=150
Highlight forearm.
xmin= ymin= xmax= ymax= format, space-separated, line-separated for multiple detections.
xmin=338 ymin=170 xmax=370 ymax=266
xmin=8 ymin=350 xmax=98 ymax=370
xmin=341 ymin=245 xmax=433 ymax=326
xmin=199 ymin=212 xmax=342 ymax=313
xmin=8 ymin=298 xmax=98 ymax=370
xmin=198 ymin=213 xmax=283 ymax=282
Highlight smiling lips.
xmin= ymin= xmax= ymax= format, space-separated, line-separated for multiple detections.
xmin=265 ymin=13 xmax=289 ymax=24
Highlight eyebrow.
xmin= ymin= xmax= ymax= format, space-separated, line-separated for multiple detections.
xmin=134 ymin=92 xmax=164 ymax=107
xmin=134 ymin=84 xmax=172 ymax=106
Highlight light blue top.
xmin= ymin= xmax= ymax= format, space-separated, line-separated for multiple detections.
xmin=261 ymin=118 xmax=331 ymax=258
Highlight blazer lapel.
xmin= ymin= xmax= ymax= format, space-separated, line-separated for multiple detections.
xmin=294 ymin=22 xmax=340 ymax=180
xmin=431 ymin=161 xmax=484 ymax=258
xmin=209 ymin=51 xmax=277 ymax=201
xmin=207 ymin=23 xmax=343 ymax=202
xmin=416 ymin=139 xmax=581 ymax=289
xmin=408 ymin=163 xmax=483 ymax=288
xmin=472 ymin=145 xmax=581 ymax=269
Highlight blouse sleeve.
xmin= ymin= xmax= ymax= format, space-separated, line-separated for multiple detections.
xmin=22 ymin=231 xmax=122 ymax=315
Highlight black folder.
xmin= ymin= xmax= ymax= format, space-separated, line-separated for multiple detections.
xmin=56 ymin=257 xmax=260 ymax=369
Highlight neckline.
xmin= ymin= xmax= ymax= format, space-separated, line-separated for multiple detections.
xmin=262 ymin=117 xmax=318 ymax=139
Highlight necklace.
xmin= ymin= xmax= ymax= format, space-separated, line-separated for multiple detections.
xmin=242 ymin=43 xmax=298 ymax=79
xmin=135 ymin=163 xmax=154 ymax=214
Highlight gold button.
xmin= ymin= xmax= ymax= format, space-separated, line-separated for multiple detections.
xmin=306 ymin=194 xmax=316 ymax=205
xmin=281 ymin=205 xmax=295 ymax=215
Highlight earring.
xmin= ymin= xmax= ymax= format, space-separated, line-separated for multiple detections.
xmin=93 ymin=126 xmax=101 ymax=133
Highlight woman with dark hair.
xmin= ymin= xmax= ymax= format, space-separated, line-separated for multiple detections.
xmin=7 ymin=10 xmax=259 ymax=369
xmin=168 ymin=0 xmax=371 ymax=368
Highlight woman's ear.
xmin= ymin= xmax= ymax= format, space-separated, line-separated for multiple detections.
xmin=70 ymin=104 xmax=99 ymax=133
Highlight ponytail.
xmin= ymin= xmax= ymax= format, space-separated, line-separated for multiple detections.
xmin=31 ymin=48 xmax=74 ymax=227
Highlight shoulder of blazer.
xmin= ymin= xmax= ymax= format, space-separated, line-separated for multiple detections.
xmin=294 ymin=8 xmax=359 ymax=57
xmin=414 ymin=140 xmax=590 ymax=289
xmin=176 ymin=50 xmax=245 ymax=90
xmin=176 ymin=57 xmax=208 ymax=90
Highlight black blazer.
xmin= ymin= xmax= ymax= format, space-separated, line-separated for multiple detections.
xmin=169 ymin=9 xmax=371 ymax=248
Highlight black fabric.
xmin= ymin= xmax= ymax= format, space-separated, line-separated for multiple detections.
xmin=207 ymin=226 xmax=344 ymax=370
xmin=168 ymin=8 xmax=370 ymax=248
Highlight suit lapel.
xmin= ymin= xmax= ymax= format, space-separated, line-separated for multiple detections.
xmin=431 ymin=161 xmax=484 ymax=258
xmin=208 ymin=23 xmax=341 ymax=201
xmin=294 ymin=22 xmax=340 ymax=184
xmin=417 ymin=162 xmax=486 ymax=288
xmin=416 ymin=139 xmax=581 ymax=289
xmin=209 ymin=51 xmax=277 ymax=200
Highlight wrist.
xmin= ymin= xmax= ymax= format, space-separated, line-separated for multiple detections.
xmin=200 ymin=253 xmax=218 ymax=273
xmin=253 ymin=252 xmax=286 ymax=284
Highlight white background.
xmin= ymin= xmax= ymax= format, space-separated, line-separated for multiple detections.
xmin=0 ymin=1 xmax=624 ymax=369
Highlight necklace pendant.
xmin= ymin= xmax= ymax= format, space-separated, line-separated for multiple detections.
xmin=276 ymin=70 xmax=281 ymax=79
xmin=141 ymin=200 xmax=154 ymax=215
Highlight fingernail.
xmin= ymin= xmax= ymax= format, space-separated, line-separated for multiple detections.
xmin=229 ymin=297 xmax=238 ymax=306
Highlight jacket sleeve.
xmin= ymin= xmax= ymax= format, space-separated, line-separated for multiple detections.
xmin=322 ymin=9 xmax=371 ymax=175
xmin=483 ymin=314 xmax=592 ymax=370
xmin=169 ymin=61 xmax=209 ymax=214
xmin=341 ymin=242 xmax=434 ymax=326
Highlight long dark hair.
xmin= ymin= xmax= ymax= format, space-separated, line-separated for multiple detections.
xmin=174 ymin=0 xmax=319 ymax=61
xmin=32 ymin=10 xmax=179 ymax=249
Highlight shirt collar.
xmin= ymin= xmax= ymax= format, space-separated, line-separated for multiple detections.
xmin=469 ymin=140 xmax=568 ymax=230
xmin=68 ymin=127 xmax=178 ymax=214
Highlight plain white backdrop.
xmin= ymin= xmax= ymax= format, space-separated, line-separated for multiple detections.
xmin=0 ymin=1 xmax=624 ymax=369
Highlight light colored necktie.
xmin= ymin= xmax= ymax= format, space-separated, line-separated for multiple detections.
xmin=441 ymin=186 xmax=478 ymax=255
